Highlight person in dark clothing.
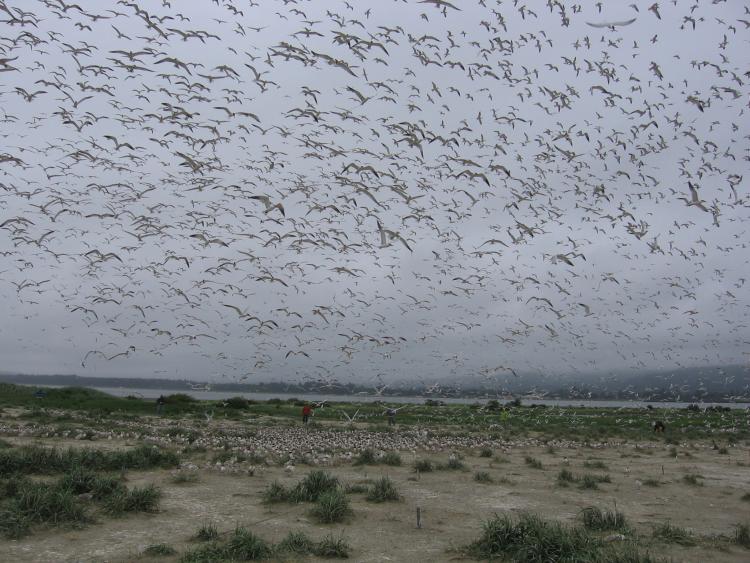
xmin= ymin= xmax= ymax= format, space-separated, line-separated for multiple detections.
xmin=156 ymin=395 xmax=166 ymax=415
xmin=386 ymin=408 xmax=396 ymax=426
xmin=302 ymin=404 xmax=312 ymax=424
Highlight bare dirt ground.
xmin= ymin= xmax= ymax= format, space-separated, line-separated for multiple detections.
xmin=1 ymin=423 xmax=749 ymax=562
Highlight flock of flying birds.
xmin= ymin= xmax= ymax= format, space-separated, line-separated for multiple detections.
xmin=1 ymin=0 xmax=749 ymax=397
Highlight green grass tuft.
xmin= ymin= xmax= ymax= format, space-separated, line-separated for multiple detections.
xmin=524 ymin=456 xmax=543 ymax=469
xmin=366 ymin=476 xmax=400 ymax=502
xmin=310 ymin=489 xmax=352 ymax=524
xmin=580 ymin=506 xmax=628 ymax=532
xmin=143 ymin=543 xmax=177 ymax=556
xmin=652 ymin=522 xmax=694 ymax=546
xmin=474 ymin=471 xmax=493 ymax=484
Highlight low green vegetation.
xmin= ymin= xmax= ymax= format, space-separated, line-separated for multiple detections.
xmin=262 ymin=470 xmax=340 ymax=504
xmin=474 ymin=471 xmax=493 ymax=484
xmin=310 ymin=489 xmax=352 ymax=524
xmin=382 ymin=451 xmax=402 ymax=466
xmin=734 ymin=523 xmax=750 ymax=548
xmin=465 ymin=512 xmax=660 ymax=562
xmin=0 ymin=469 xmax=161 ymax=538
xmin=651 ymin=522 xmax=695 ymax=546
xmin=144 ymin=543 xmax=177 ymax=556
xmin=557 ymin=469 xmax=611 ymax=490
xmin=2 ymin=383 xmax=746 ymax=442
xmin=0 ymin=444 xmax=178 ymax=477
xmin=366 ymin=476 xmax=400 ymax=502
xmin=579 ymin=506 xmax=628 ymax=532
xmin=524 ymin=456 xmax=543 ymax=469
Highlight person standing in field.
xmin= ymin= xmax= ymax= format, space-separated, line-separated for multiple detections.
xmin=156 ymin=395 xmax=166 ymax=416
xmin=302 ymin=403 xmax=312 ymax=424
xmin=386 ymin=407 xmax=396 ymax=426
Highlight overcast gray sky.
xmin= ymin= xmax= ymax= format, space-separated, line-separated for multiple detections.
xmin=0 ymin=0 xmax=748 ymax=390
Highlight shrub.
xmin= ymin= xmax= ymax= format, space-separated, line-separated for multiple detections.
xmin=583 ymin=460 xmax=608 ymax=470
xmin=353 ymin=448 xmax=377 ymax=466
xmin=344 ymin=483 xmax=368 ymax=494
xmin=524 ymin=456 xmax=543 ymax=469
xmin=144 ymin=544 xmax=177 ymax=556
xmin=382 ymin=452 xmax=402 ymax=466
xmin=413 ymin=459 xmax=433 ymax=473
xmin=580 ymin=507 xmax=628 ymax=532
xmin=579 ymin=475 xmax=600 ymax=490
xmin=170 ymin=470 xmax=200 ymax=485
xmin=223 ymin=396 xmax=250 ymax=409
xmin=467 ymin=513 xmax=599 ymax=561
xmin=557 ymin=469 xmax=576 ymax=484
xmin=652 ymin=522 xmax=694 ymax=546
xmin=445 ymin=456 xmax=466 ymax=470
xmin=277 ymin=530 xmax=314 ymax=554
xmin=290 ymin=470 xmax=339 ymax=503
xmin=311 ymin=489 xmax=352 ymax=524
xmin=478 ymin=447 xmax=493 ymax=458
xmin=313 ymin=533 xmax=350 ymax=558
xmin=682 ymin=474 xmax=703 ymax=486
xmin=367 ymin=477 xmax=400 ymax=502
xmin=164 ymin=393 xmax=196 ymax=404
xmin=194 ymin=522 xmax=219 ymax=542
xmin=643 ymin=479 xmax=661 ymax=487
xmin=734 ymin=523 xmax=750 ymax=548
xmin=103 ymin=484 xmax=161 ymax=516
xmin=224 ymin=527 xmax=272 ymax=560
xmin=261 ymin=481 xmax=289 ymax=504
xmin=474 ymin=471 xmax=493 ymax=484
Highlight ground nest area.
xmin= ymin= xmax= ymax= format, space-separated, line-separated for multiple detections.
xmin=0 ymin=403 xmax=748 ymax=562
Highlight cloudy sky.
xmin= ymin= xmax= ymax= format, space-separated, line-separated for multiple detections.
xmin=1 ymin=0 xmax=748 ymax=390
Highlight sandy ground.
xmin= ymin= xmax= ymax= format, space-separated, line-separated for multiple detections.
xmin=1 ymin=429 xmax=749 ymax=562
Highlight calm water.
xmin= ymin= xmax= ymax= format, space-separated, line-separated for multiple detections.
xmin=32 ymin=385 xmax=750 ymax=410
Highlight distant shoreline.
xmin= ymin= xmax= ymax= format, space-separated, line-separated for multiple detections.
xmin=19 ymin=383 xmax=750 ymax=410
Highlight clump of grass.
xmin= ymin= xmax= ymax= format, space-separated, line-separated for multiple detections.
xmin=0 ymin=444 xmax=178 ymax=478
xmin=413 ymin=459 xmax=433 ymax=473
xmin=277 ymin=530 xmax=314 ymax=554
xmin=224 ymin=527 xmax=273 ymax=560
xmin=478 ymin=447 xmax=493 ymax=458
xmin=170 ymin=470 xmax=200 ymax=485
xmin=313 ymin=533 xmax=350 ymax=558
xmin=382 ymin=452 xmax=402 ymax=466
xmin=466 ymin=513 xmax=600 ymax=561
xmin=579 ymin=475 xmax=600 ymax=490
xmin=682 ymin=474 xmax=703 ymax=487
xmin=367 ymin=476 xmax=400 ymax=502
xmin=524 ymin=456 xmax=543 ymax=469
xmin=583 ymin=460 xmax=608 ymax=470
xmin=474 ymin=471 xmax=493 ymax=484
xmin=261 ymin=480 xmax=289 ymax=504
xmin=445 ymin=456 xmax=466 ymax=470
xmin=545 ymin=445 xmax=557 ymax=455
xmin=291 ymin=470 xmax=340 ymax=503
xmin=718 ymin=447 xmax=729 ymax=455
xmin=741 ymin=492 xmax=750 ymax=502
xmin=143 ymin=543 xmax=177 ymax=556
xmin=0 ymin=482 xmax=90 ymax=538
xmin=103 ymin=484 xmax=161 ymax=516
xmin=194 ymin=522 xmax=219 ymax=542
xmin=642 ymin=479 xmax=661 ymax=487
xmin=580 ymin=506 xmax=628 ymax=532
xmin=310 ymin=489 xmax=352 ymax=524
xmin=353 ymin=448 xmax=378 ymax=466
xmin=492 ymin=455 xmax=510 ymax=464
xmin=734 ymin=523 xmax=750 ymax=548
xmin=652 ymin=522 xmax=694 ymax=546
xmin=344 ymin=483 xmax=368 ymax=494
xmin=557 ymin=469 xmax=576 ymax=484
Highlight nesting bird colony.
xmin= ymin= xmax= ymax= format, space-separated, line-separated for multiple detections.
xmin=1 ymin=0 xmax=749 ymax=394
